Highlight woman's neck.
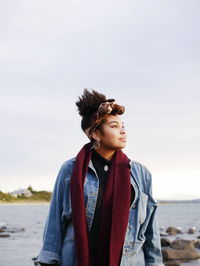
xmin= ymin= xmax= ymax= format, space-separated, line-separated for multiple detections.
xmin=94 ymin=147 xmax=115 ymax=161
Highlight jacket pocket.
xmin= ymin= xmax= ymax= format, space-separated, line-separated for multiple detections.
xmin=122 ymin=240 xmax=145 ymax=256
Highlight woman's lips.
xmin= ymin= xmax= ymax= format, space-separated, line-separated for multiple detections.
xmin=119 ymin=138 xmax=127 ymax=141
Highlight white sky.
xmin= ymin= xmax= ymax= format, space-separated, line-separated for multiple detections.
xmin=0 ymin=0 xmax=200 ymax=200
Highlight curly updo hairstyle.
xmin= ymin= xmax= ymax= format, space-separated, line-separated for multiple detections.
xmin=75 ymin=89 xmax=125 ymax=141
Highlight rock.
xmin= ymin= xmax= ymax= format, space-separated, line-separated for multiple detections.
xmin=194 ymin=240 xmax=200 ymax=248
xmin=0 ymin=226 xmax=25 ymax=233
xmin=170 ymin=239 xmax=195 ymax=250
xmin=0 ymin=223 xmax=6 ymax=230
xmin=197 ymin=235 xmax=200 ymax=239
xmin=188 ymin=227 xmax=196 ymax=234
xmin=162 ymin=248 xmax=200 ymax=260
xmin=166 ymin=227 xmax=177 ymax=235
xmin=164 ymin=262 xmax=180 ymax=266
xmin=6 ymin=227 xmax=25 ymax=233
xmin=0 ymin=233 xmax=10 ymax=238
xmin=166 ymin=226 xmax=182 ymax=235
xmin=161 ymin=238 xmax=171 ymax=247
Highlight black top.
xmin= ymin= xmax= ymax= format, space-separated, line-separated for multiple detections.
xmin=89 ymin=149 xmax=135 ymax=264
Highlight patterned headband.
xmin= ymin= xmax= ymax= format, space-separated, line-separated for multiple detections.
xmin=84 ymin=99 xmax=125 ymax=140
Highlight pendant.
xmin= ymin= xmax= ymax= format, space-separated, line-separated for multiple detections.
xmin=104 ymin=165 xmax=109 ymax=171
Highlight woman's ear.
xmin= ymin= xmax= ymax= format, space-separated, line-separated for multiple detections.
xmin=92 ymin=131 xmax=101 ymax=141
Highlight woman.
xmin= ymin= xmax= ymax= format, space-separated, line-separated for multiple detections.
xmin=34 ymin=89 xmax=164 ymax=266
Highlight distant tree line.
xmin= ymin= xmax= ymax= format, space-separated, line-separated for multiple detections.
xmin=0 ymin=186 xmax=52 ymax=203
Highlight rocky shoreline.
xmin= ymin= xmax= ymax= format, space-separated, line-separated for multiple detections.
xmin=160 ymin=226 xmax=200 ymax=265
xmin=1 ymin=222 xmax=200 ymax=265
xmin=0 ymin=222 xmax=26 ymax=238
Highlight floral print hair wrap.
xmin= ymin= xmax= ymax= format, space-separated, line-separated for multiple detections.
xmin=84 ymin=99 xmax=125 ymax=140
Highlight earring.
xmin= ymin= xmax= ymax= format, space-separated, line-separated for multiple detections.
xmin=92 ymin=139 xmax=100 ymax=149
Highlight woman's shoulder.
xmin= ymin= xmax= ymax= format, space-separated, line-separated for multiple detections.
xmin=56 ymin=157 xmax=76 ymax=180
xmin=128 ymin=158 xmax=153 ymax=195
xmin=61 ymin=156 xmax=76 ymax=168
xmin=129 ymin=158 xmax=152 ymax=176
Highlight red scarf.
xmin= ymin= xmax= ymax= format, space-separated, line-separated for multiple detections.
xmin=70 ymin=142 xmax=131 ymax=266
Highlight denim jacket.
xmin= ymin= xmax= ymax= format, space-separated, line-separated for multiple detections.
xmin=35 ymin=156 xmax=164 ymax=266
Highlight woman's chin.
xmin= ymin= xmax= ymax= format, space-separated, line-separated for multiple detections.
xmin=117 ymin=143 xmax=127 ymax=149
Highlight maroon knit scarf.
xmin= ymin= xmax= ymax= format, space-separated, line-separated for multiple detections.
xmin=70 ymin=142 xmax=131 ymax=266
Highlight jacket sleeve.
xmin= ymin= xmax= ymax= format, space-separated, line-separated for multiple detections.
xmin=142 ymin=168 xmax=164 ymax=266
xmin=34 ymin=161 xmax=68 ymax=265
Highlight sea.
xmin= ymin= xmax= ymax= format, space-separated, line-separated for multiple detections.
xmin=0 ymin=202 xmax=200 ymax=266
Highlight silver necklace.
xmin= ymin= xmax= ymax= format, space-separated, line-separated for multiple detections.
xmin=104 ymin=165 xmax=109 ymax=171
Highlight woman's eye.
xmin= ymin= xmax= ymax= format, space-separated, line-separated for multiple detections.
xmin=111 ymin=125 xmax=117 ymax=128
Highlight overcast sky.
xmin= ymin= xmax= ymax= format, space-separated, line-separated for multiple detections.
xmin=0 ymin=0 xmax=200 ymax=200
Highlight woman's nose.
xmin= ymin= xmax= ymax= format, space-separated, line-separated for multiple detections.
xmin=120 ymin=128 xmax=126 ymax=134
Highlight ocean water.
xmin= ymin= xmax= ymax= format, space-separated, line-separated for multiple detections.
xmin=0 ymin=203 xmax=200 ymax=266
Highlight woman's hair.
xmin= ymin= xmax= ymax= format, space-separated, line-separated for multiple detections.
xmin=75 ymin=88 xmax=125 ymax=137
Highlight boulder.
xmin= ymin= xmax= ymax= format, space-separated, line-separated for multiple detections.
xmin=162 ymin=248 xmax=200 ymax=261
xmin=194 ymin=240 xmax=200 ymax=249
xmin=188 ymin=227 xmax=196 ymax=234
xmin=166 ymin=226 xmax=182 ymax=235
xmin=0 ymin=233 xmax=10 ymax=238
xmin=170 ymin=239 xmax=195 ymax=250
xmin=164 ymin=262 xmax=180 ymax=266
xmin=0 ymin=223 xmax=6 ymax=230
xmin=0 ymin=226 xmax=25 ymax=233
xmin=161 ymin=238 xmax=171 ymax=247
xmin=5 ymin=227 xmax=25 ymax=233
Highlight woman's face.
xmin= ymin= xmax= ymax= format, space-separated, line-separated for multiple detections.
xmin=95 ymin=114 xmax=127 ymax=150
